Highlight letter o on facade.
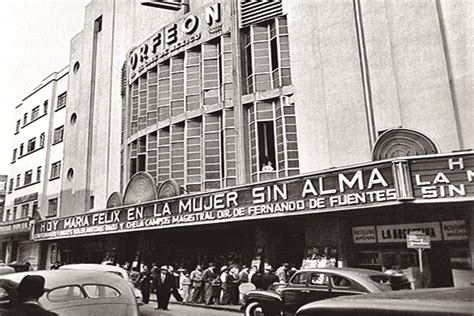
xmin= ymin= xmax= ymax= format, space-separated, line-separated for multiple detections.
xmin=183 ymin=15 xmax=199 ymax=34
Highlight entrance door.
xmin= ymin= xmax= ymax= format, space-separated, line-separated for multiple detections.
xmin=274 ymin=222 xmax=305 ymax=267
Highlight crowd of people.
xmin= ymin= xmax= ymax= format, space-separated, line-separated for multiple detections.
xmin=126 ymin=261 xmax=297 ymax=308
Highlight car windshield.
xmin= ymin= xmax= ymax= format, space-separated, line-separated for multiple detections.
xmin=369 ymin=274 xmax=393 ymax=291
xmin=108 ymin=271 xmax=124 ymax=278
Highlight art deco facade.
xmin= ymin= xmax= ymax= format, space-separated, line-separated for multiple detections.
xmin=31 ymin=0 xmax=472 ymax=287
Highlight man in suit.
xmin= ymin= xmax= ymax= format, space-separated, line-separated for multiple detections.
xmin=6 ymin=275 xmax=57 ymax=316
xmin=154 ymin=266 xmax=174 ymax=310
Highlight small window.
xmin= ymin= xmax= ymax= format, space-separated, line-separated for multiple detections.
xmin=12 ymin=149 xmax=17 ymax=162
xmin=53 ymin=126 xmax=64 ymax=144
xmin=15 ymin=175 xmax=20 ymax=188
xmin=73 ymin=62 xmax=80 ymax=73
xmin=47 ymin=285 xmax=84 ymax=302
xmin=37 ymin=166 xmax=42 ymax=182
xmin=258 ymin=121 xmax=276 ymax=171
xmin=43 ymin=100 xmax=49 ymax=114
xmin=94 ymin=16 xmax=103 ymax=33
xmin=8 ymin=179 xmax=13 ymax=193
xmin=15 ymin=120 xmax=20 ymax=133
xmin=12 ymin=207 xmax=17 ymax=220
xmin=290 ymin=272 xmax=308 ymax=285
xmin=19 ymin=143 xmax=24 ymax=156
xmin=31 ymin=106 xmax=40 ymax=121
xmin=309 ymin=273 xmax=329 ymax=286
xmin=331 ymin=275 xmax=351 ymax=288
xmin=48 ymin=198 xmax=58 ymax=216
xmin=57 ymin=92 xmax=67 ymax=109
xmin=70 ymin=113 xmax=77 ymax=125
xmin=50 ymin=161 xmax=61 ymax=179
xmin=21 ymin=204 xmax=29 ymax=218
xmin=270 ymin=37 xmax=279 ymax=71
xmin=23 ymin=113 xmax=28 ymax=125
xmin=83 ymin=284 xmax=120 ymax=299
xmin=40 ymin=133 xmax=45 ymax=147
xmin=27 ymin=138 xmax=36 ymax=152
xmin=24 ymin=170 xmax=33 ymax=185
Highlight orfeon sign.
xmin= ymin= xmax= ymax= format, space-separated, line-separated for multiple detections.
xmin=34 ymin=162 xmax=398 ymax=241
xmin=128 ymin=1 xmax=231 ymax=83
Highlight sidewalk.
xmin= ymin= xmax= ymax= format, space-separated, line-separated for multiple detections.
xmin=149 ymin=297 xmax=241 ymax=313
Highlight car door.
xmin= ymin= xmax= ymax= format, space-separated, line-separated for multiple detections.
xmin=304 ymin=272 xmax=332 ymax=304
xmin=281 ymin=271 xmax=309 ymax=315
xmin=328 ymin=273 xmax=366 ymax=299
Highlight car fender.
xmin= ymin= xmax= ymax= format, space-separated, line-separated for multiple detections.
xmin=244 ymin=290 xmax=283 ymax=313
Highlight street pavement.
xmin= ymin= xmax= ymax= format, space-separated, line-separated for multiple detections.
xmin=140 ymin=303 xmax=241 ymax=315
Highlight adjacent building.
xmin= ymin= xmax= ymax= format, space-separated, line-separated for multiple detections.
xmin=32 ymin=0 xmax=472 ymax=287
xmin=1 ymin=67 xmax=68 ymax=269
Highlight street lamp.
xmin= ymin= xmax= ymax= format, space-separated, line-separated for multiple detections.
xmin=141 ymin=0 xmax=189 ymax=13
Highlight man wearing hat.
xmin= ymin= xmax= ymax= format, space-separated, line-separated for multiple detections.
xmin=6 ymin=275 xmax=57 ymax=316
xmin=153 ymin=265 xmax=174 ymax=310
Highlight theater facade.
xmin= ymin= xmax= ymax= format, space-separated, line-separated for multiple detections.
xmin=34 ymin=151 xmax=473 ymax=287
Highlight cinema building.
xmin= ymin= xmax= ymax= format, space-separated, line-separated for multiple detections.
xmin=0 ymin=68 xmax=68 ymax=269
xmin=33 ymin=0 xmax=473 ymax=287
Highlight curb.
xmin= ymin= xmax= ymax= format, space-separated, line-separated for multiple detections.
xmin=149 ymin=298 xmax=241 ymax=312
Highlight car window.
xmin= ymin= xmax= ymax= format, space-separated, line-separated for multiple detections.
xmin=331 ymin=275 xmax=351 ymax=288
xmin=83 ymin=284 xmax=120 ymax=298
xmin=309 ymin=273 xmax=329 ymax=286
xmin=369 ymin=274 xmax=393 ymax=292
xmin=290 ymin=272 xmax=308 ymax=285
xmin=47 ymin=286 xmax=85 ymax=302
xmin=107 ymin=271 xmax=124 ymax=278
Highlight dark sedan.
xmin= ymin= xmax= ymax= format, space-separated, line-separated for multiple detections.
xmin=243 ymin=268 xmax=399 ymax=316
xmin=296 ymin=286 xmax=473 ymax=316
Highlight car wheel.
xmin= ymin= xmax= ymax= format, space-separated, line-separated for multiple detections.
xmin=245 ymin=301 xmax=265 ymax=316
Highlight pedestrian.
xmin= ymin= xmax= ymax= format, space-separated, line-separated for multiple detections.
xmin=180 ymin=270 xmax=192 ymax=303
xmin=49 ymin=261 xmax=61 ymax=270
xmin=139 ymin=265 xmax=152 ymax=304
xmin=262 ymin=264 xmax=279 ymax=290
xmin=276 ymin=263 xmax=289 ymax=283
xmin=226 ymin=266 xmax=241 ymax=305
xmin=239 ymin=265 xmax=250 ymax=283
xmin=220 ymin=265 xmax=229 ymax=304
xmin=168 ymin=265 xmax=183 ymax=302
xmin=202 ymin=263 xmax=218 ymax=305
xmin=5 ymin=275 xmax=57 ymax=316
xmin=130 ymin=266 xmax=140 ymax=287
xmin=153 ymin=265 xmax=174 ymax=310
xmin=190 ymin=264 xmax=204 ymax=303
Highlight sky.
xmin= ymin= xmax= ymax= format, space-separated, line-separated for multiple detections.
xmin=0 ymin=0 xmax=89 ymax=175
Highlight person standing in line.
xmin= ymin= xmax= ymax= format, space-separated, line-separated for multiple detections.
xmin=262 ymin=265 xmax=279 ymax=290
xmin=276 ymin=263 xmax=289 ymax=283
xmin=5 ymin=275 xmax=57 ymax=316
xmin=154 ymin=266 xmax=174 ymax=310
xmin=202 ymin=263 xmax=218 ymax=305
xmin=220 ymin=265 xmax=229 ymax=304
xmin=180 ymin=270 xmax=192 ymax=303
xmin=226 ymin=266 xmax=241 ymax=305
xmin=139 ymin=265 xmax=152 ymax=304
xmin=168 ymin=265 xmax=183 ymax=302
xmin=190 ymin=264 xmax=204 ymax=303
xmin=239 ymin=265 xmax=250 ymax=283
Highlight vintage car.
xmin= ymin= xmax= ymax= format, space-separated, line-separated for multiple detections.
xmin=59 ymin=263 xmax=143 ymax=303
xmin=243 ymin=268 xmax=399 ymax=316
xmin=0 ymin=270 xmax=140 ymax=316
xmin=296 ymin=286 xmax=473 ymax=316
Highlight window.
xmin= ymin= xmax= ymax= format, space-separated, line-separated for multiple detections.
xmin=290 ymin=272 xmax=309 ymax=285
xmin=32 ymin=202 xmax=38 ymax=218
xmin=21 ymin=204 xmax=29 ymax=218
xmin=48 ymin=198 xmax=58 ymax=216
xmin=43 ymin=100 xmax=48 ymax=114
xmin=23 ymin=113 xmax=28 ymax=125
xmin=53 ymin=126 xmax=64 ymax=144
xmin=90 ymin=196 xmax=95 ymax=210
xmin=8 ymin=179 xmax=13 ymax=193
xmin=309 ymin=273 xmax=329 ymax=286
xmin=19 ymin=143 xmax=24 ymax=156
xmin=84 ymin=285 xmax=120 ymax=299
xmin=257 ymin=121 xmax=276 ymax=171
xmin=27 ymin=138 xmax=36 ymax=152
xmin=31 ymin=106 xmax=40 ymax=121
xmin=12 ymin=207 xmax=17 ymax=220
xmin=12 ymin=149 xmax=17 ymax=162
xmin=47 ymin=285 xmax=84 ymax=302
xmin=50 ymin=161 xmax=61 ymax=179
xmin=270 ymin=37 xmax=279 ymax=71
xmin=331 ymin=275 xmax=351 ymax=288
xmin=57 ymin=92 xmax=67 ymax=109
xmin=24 ymin=170 xmax=33 ymax=185
xmin=37 ymin=166 xmax=42 ymax=182
xmin=16 ymin=174 xmax=20 ymax=188
xmin=15 ymin=120 xmax=20 ymax=133
xmin=40 ymin=133 xmax=45 ymax=147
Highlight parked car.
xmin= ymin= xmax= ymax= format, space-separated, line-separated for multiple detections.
xmin=59 ymin=263 xmax=143 ymax=304
xmin=296 ymin=286 xmax=473 ymax=316
xmin=0 ymin=270 xmax=140 ymax=316
xmin=243 ymin=268 xmax=399 ymax=316
xmin=0 ymin=265 xmax=15 ymax=276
